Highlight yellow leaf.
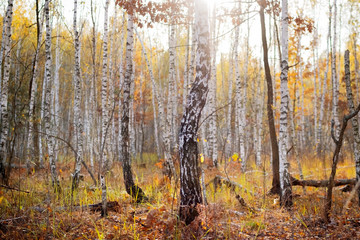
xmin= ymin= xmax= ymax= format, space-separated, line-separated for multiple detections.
xmin=197 ymin=138 xmax=199 ymax=142
xmin=0 ymin=196 xmax=3 ymax=204
xmin=204 ymin=139 xmax=207 ymax=142
xmin=200 ymin=155 xmax=204 ymax=163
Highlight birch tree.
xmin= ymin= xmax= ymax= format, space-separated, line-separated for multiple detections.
xmin=44 ymin=0 xmax=60 ymax=189
xmin=234 ymin=12 xmax=246 ymax=171
xmin=120 ymin=13 xmax=147 ymax=202
xmin=26 ymin=2 xmax=43 ymax=173
xmin=0 ymin=0 xmax=14 ymax=182
xmin=279 ymin=0 xmax=292 ymax=208
xmin=179 ymin=0 xmax=210 ymax=225
xmin=101 ymin=0 xmax=110 ymax=173
xmin=344 ymin=50 xmax=360 ymax=206
xmin=317 ymin=3 xmax=331 ymax=156
xmin=208 ymin=2 xmax=218 ymax=167
xmin=72 ymin=0 xmax=84 ymax=189
xmin=332 ymin=0 xmax=340 ymax=138
xmin=164 ymin=16 xmax=176 ymax=179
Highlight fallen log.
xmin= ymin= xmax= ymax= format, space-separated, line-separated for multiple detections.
xmin=290 ymin=176 xmax=356 ymax=188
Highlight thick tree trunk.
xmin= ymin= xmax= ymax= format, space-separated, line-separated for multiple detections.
xmin=179 ymin=0 xmax=210 ymax=225
xmin=120 ymin=14 xmax=147 ymax=202
xmin=259 ymin=3 xmax=280 ymax=195
xmin=0 ymin=0 xmax=14 ymax=183
xmin=279 ymin=0 xmax=292 ymax=208
xmin=344 ymin=50 xmax=360 ymax=206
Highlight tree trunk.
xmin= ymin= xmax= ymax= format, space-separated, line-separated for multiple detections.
xmin=44 ymin=0 xmax=60 ymax=190
xmin=324 ymin=104 xmax=360 ymax=222
xmin=100 ymin=0 xmax=110 ymax=174
xmin=208 ymin=2 xmax=218 ymax=167
xmin=259 ymin=2 xmax=280 ymax=195
xmin=331 ymin=0 xmax=340 ymax=138
xmin=164 ymin=20 xmax=176 ymax=179
xmin=26 ymin=5 xmax=43 ymax=173
xmin=120 ymin=13 xmax=147 ymax=202
xmin=317 ymin=4 xmax=331 ymax=156
xmin=72 ymin=0 xmax=84 ymax=190
xmin=279 ymin=0 xmax=292 ymax=208
xmin=0 ymin=0 xmax=14 ymax=183
xmin=179 ymin=0 xmax=210 ymax=225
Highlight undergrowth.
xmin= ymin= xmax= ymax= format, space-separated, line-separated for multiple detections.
xmin=1 ymin=152 xmax=360 ymax=239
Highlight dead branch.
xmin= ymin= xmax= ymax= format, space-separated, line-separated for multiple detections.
xmin=206 ymin=175 xmax=257 ymax=196
xmin=0 ymin=184 xmax=30 ymax=193
xmin=32 ymin=201 xmax=120 ymax=213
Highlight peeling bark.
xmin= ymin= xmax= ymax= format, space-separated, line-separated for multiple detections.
xmin=179 ymin=0 xmax=210 ymax=225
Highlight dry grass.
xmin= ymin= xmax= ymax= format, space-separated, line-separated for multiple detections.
xmin=1 ymin=152 xmax=360 ymax=239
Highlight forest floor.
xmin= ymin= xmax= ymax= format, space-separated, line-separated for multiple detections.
xmin=1 ymin=153 xmax=360 ymax=239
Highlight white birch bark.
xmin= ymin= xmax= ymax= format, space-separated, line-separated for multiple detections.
xmin=313 ymin=24 xmax=318 ymax=147
xmin=234 ymin=21 xmax=246 ymax=170
xmin=255 ymin=73 xmax=263 ymax=166
xmin=44 ymin=0 xmax=59 ymax=189
xmin=109 ymin=6 xmax=117 ymax=160
xmin=162 ymin=21 xmax=176 ymax=178
xmin=0 ymin=0 xmax=14 ymax=181
xmin=101 ymin=0 xmax=110 ymax=172
xmin=183 ymin=11 xmax=191 ymax=113
xmin=0 ymin=17 xmax=7 ymax=109
xmin=208 ymin=2 xmax=218 ymax=166
xmin=344 ymin=50 xmax=360 ymax=206
xmin=118 ymin=13 xmax=126 ymax=160
xmin=317 ymin=4 xmax=331 ymax=155
xmin=279 ymin=0 xmax=292 ymax=208
xmin=331 ymin=0 xmax=340 ymax=138
xmin=179 ymin=0 xmax=210 ymax=223
xmin=188 ymin=23 xmax=196 ymax=86
xmin=165 ymin=22 xmax=176 ymax=156
xmin=120 ymin=13 xmax=147 ymax=202
xmin=129 ymin=55 xmax=136 ymax=157
xmin=72 ymin=0 xmax=84 ymax=189
xmin=89 ymin=0 xmax=97 ymax=173
xmin=53 ymin=22 xmax=61 ymax=163
xmin=225 ymin=44 xmax=234 ymax=160
xmin=26 ymin=10 xmax=44 ymax=172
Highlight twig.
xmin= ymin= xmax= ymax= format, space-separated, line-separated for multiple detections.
xmin=0 ymin=184 xmax=30 ymax=193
